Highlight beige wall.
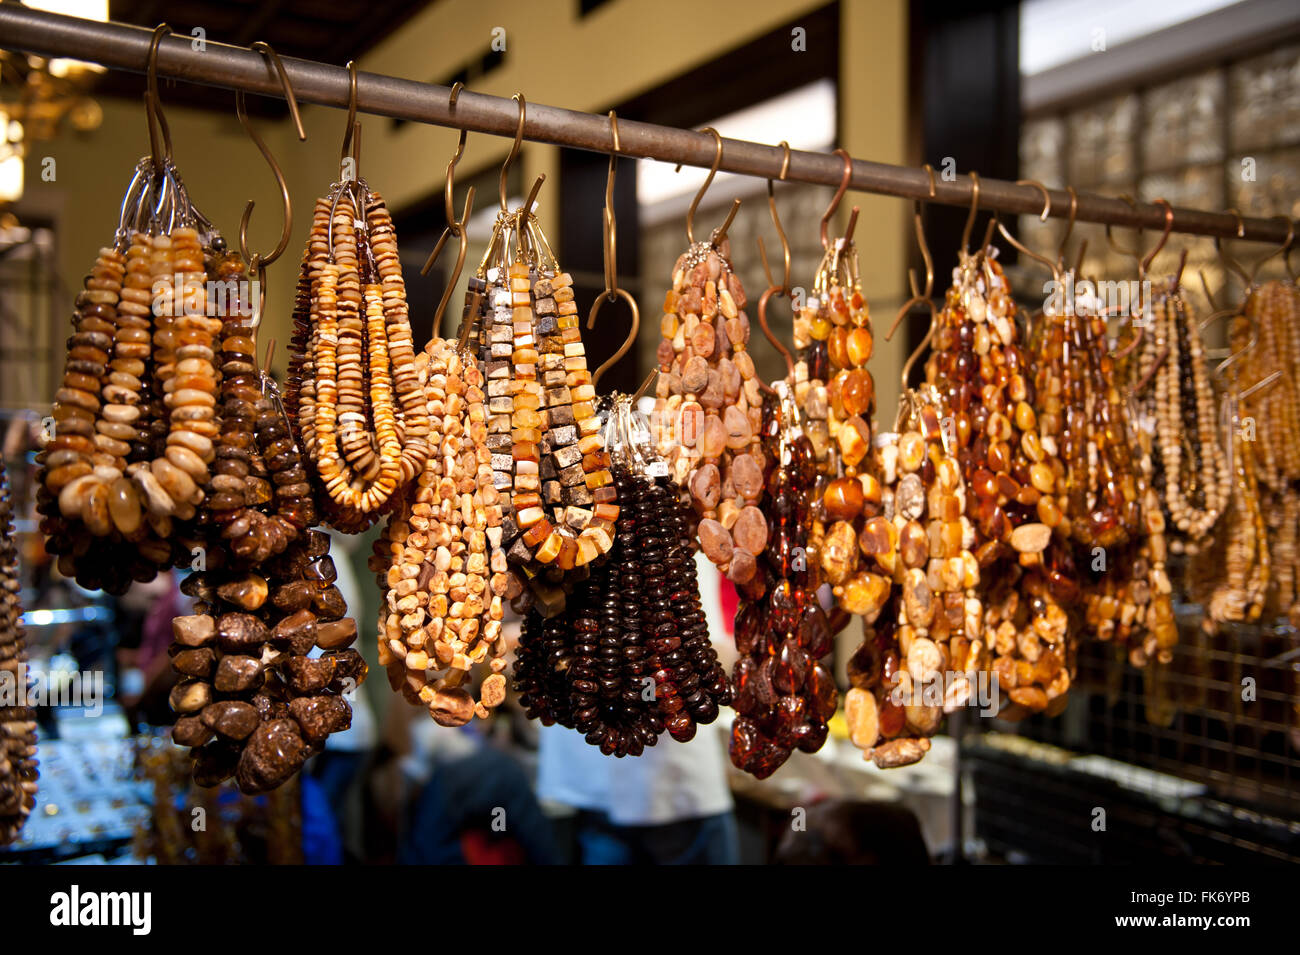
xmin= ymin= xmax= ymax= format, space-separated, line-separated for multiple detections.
xmin=19 ymin=0 xmax=910 ymax=406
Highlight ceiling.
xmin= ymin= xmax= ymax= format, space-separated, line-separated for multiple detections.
xmin=94 ymin=0 xmax=433 ymax=115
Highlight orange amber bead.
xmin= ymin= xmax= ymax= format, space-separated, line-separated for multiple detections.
xmin=841 ymin=369 xmax=874 ymax=417
xmin=847 ymin=326 xmax=874 ymax=366
xmin=824 ymin=476 xmax=865 ymax=521
xmin=828 ymin=327 xmax=851 ymax=369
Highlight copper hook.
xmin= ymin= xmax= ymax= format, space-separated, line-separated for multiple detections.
xmin=1142 ymin=198 xmax=1175 ymax=277
xmin=588 ymin=289 xmax=641 ymax=389
xmin=959 ymin=172 xmax=982 ymax=256
xmin=631 ymin=367 xmax=659 ymax=405
xmin=887 ymin=297 xmax=937 ymax=396
xmin=1069 ymin=238 xmax=1089 ymax=280
xmin=587 ymin=110 xmax=641 ymax=390
xmin=1241 ymin=214 xmax=1294 ymax=286
xmin=996 ymin=181 xmax=1059 ymax=280
xmin=756 ymin=285 xmax=796 ymax=380
xmin=440 ymin=81 xmax=468 ymax=230
xmin=757 ymin=140 xmax=792 ymax=293
xmin=601 ymin=110 xmax=620 ymax=299
xmin=895 ymin=167 xmax=935 ymax=315
xmin=1199 ymin=268 xmax=1221 ymax=312
xmin=339 ymin=61 xmax=359 ymax=169
xmin=678 ymin=127 xmax=739 ymax=247
xmin=236 ymin=42 xmax=305 ymax=272
xmin=522 ymin=174 xmax=546 ymax=217
xmin=422 ymin=177 xmax=476 ymax=336
xmin=1170 ymin=247 xmax=1189 ymax=292
xmin=499 ymin=93 xmax=526 ymax=213
xmin=144 ymin=24 xmax=173 ymax=169
xmin=820 ymin=148 xmax=853 ymax=251
xmin=1215 ymin=208 xmax=1251 ymax=287
xmin=421 ymin=83 xmax=477 ymax=337
xmin=1058 ymin=186 xmax=1078 ymax=272
xmin=1020 ymin=179 xmax=1051 ymax=222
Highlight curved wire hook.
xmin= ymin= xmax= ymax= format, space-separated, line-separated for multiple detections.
xmin=422 ymin=190 xmax=476 ymax=335
xmin=756 ymin=285 xmax=797 ymax=380
xmin=1215 ymin=208 xmax=1250 ymax=288
xmin=236 ymin=42 xmax=305 ymax=272
xmin=1143 ymin=198 xmax=1175 ymax=277
xmin=587 ymin=111 xmax=641 ymax=389
xmin=960 ymin=171 xmax=982 ymax=256
xmin=443 ymin=81 xmax=468 ymax=226
xmin=499 ymin=93 xmax=526 ymax=213
xmin=887 ymin=165 xmax=936 ymax=340
xmin=1057 ymin=186 xmax=1078 ymax=272
xmin=339 ymin=60 xmax=359 ymax=168
xmin=757 ymin=140 xmax=792 ymax=293
xmin=888 ymin=169 xmax=939 ymax=396
xmin=1021 ymin=179 xmax=1051 ymax=223
xmin=888 ymin=297 xmax=937 ymax=397
xmin=602 ymin=110 xmax=620 ymax=299
xmin=678 ymin=127 xmax=740 ymax=247
xmin=422 ymin=83 xmax=477 ymax=337
xmin=1106 ymin=195 xmax=1173 ymax=280
xmin=144 ymin=24 xmax=173 ymax=169
xmin=1212 ymin=310 xmax=1259 ymax=385
xmin=588 ymin=289 xmax=640 ymax=389
xmin=1103 ymin=198 xmax=1158 ymax=359
xmin=1239 ymin=214 xmax=1294 ymax=286
xmin=820 ymin=148 xmax=853 ymax=251
xmin=996 ymin=180 xmax=1059 ymax=281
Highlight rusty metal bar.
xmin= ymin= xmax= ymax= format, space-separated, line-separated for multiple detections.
xmin=0 ymin=5 xmax=1293 ymax=244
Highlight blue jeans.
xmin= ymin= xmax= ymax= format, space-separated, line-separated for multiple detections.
xmin=576 ymin=810 xmax=740 ymax=865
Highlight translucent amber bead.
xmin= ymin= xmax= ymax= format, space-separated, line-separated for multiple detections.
xmin=824 ymin=476 xmax=864 ymax=521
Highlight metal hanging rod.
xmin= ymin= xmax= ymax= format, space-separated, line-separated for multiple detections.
xmin=1 ymin=5 xmax=1294 ymax=246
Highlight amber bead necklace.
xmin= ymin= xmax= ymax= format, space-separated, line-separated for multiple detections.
xmin=845 ymin=386 xmax=980 ymax=768
xmin=290 ymin=96 xmax=430 ymax=532
xmin=1032 ymin=255 xmax=1174 ymax=666
xmin=838 ymin=190 xmax=983 ymax=764
xmin=170 ymin=526 xmax=365 ymax=793
xmin=729 ymin=384 xmax=838 ymax=777
xmin=1196 ymin=313 xmax=1275 ymax=624
xmin=1129 ymin=276 xmax=1229 ymax=553
xmin=1232 ymin=279 xmax=1300 ymax=621
xmin=928 ymin=235 xmax=1074 ymax=715
xmin=373 ymin=335 xmax=508 ymax=726
xmin=205 ymin=65 xmax=317 ymax=564
xmin=171 ymin=341 xmax=364 ymax=793
xmin=0 ymin=456 xmax=37 ymax=845
xmin=37 ymin=156 xmax=228 ymax=593
xmin=471 ymin=193 xmax=618 ymax=616
xmin=370 ymin=115 xmax=511 ymax=725
xmin=649 ymin=131 xmax=771 ymax=588
xmin=813 ymin=156 xmax=879 ymax=589
xmin=1200 ymin=226 xmax=1300 ymax=623
xmin=815 ymin=241 xmax=889 ymax=618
